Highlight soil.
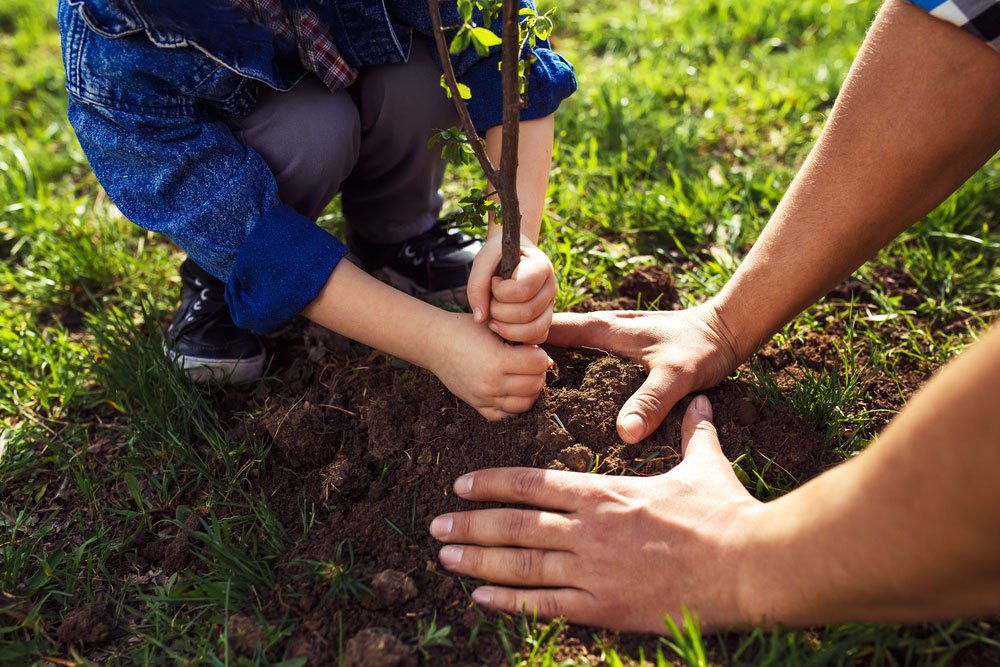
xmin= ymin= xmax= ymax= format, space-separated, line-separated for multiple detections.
xmin=57 ymin=602 xmax=115 ymax=647
xmin=97 ymin=264 xmax=988 ymax=663
xmin=156 ymin=265 xmax=843 ymax=665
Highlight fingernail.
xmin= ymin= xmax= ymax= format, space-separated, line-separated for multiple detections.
xmin=429 ymin=515 xmax=453 ymax=538
xmin=695 ymin=395 xmax=713 ymax=420
xmin=547 ymin=357 xmax=555 ymax=367
xmin=454 ymin=474 xmax=474 ymax=496
xmin=473 ymin=307 xmax=484 ymax=322
xmin=439 ymin=545 xmax=463 ymax=567
xmin=472 ymin=589 xmax=494 ymax=606
xmin=620 ymin=413 xmax=645 ymax=440
xmin=488 ymin=323 xmax=500 ymax=334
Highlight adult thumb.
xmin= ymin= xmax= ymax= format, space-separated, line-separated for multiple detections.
xmin=616 ymin=367 xmax=685 ymax=444
xmin=679 ymin=395 xmax=725 ymax=463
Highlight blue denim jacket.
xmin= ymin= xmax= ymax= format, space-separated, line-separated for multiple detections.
xmin=59 ymin=0 xmax=576 ymax=333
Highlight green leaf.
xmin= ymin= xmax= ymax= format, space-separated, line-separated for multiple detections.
xmin=438 ymin=77 xmax=471 ymax=100
xmin=458 ymin=0 xmax=473 ymax=23
xmin=469 ymin=26 xmax=502 ymax=57
xmin=449 ymin=28 xmax=472 ymax=55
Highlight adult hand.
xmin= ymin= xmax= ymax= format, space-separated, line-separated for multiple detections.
xmin=546 ymin=303 xmax=742 ymax=443
xmin=467 ymin=234 xmax=557 ymax=345
xmin=429 ymin=396 xmax=761 ymax=633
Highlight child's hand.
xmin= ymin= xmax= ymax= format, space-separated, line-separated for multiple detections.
xmin=427 ymin=313 xmax=551 ymax=421
xmin=467 ymin=235 xmax=557 ymax=345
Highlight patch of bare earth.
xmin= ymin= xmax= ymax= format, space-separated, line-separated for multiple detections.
xmin=109 ymin=265 xmax=994 ymax=664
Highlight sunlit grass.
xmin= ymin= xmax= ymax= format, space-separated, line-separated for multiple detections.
xmin=1 ymin=0 xmax=997 ymax=663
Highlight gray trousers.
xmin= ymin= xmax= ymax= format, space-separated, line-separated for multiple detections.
xmin=227 ymin=38 xmax=458 ymax=245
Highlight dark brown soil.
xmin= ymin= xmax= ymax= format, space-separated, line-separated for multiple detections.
xmin=173 ymin=311 xmax=836 ymax=663
xmin=106 ymin=265 xmax=983 ymax=664
xmin=57 ymin=602 xmax=115 ymax=647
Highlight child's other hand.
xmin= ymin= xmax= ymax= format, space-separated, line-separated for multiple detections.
xmin=467 ymin=235 xmax=557 ymax=345
xmin=428 ymin=313 xmax=551 ymax=421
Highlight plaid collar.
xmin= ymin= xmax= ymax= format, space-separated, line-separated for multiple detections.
xmin=231 ymin=0 xmax=358 ymax=90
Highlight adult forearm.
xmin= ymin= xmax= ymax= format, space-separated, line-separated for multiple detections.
xmin=484 ymin=114 xmax=554 ymax=242
xmin=739 ymin=322 xmax=1000 ymax=626
xmin=714 ymin=0 xmax=1000 ymax=360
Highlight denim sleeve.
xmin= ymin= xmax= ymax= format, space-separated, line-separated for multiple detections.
xmin=67 ymin=99 xmax=348 ymax=334
xmin=461 ymin=47 xmax=577 ymax=134
xmin=389 ymin=0 xmax=577 ymax=133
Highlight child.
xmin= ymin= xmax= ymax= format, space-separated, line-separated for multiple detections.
xmin=58 ymin=0 xmax=576 ymax=420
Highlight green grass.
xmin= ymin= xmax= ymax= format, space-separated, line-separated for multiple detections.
xmin=1 ymin=0 xmax=998 ymax=664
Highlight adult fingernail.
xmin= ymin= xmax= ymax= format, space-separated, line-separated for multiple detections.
xmin=472 ymin=589 xmax=493 ymax=606
xmin=620 ymin=413 xmax=645 ymax=440
xmin=474 ymin=307 xmax=484 ymax=322
xmin=454 ymin=474 xmax=474 ymax=496
xmin=695 ymin=395 xmax=713 ymax=420
xmin=429 ymin=515 xmax=453 ymax=538
xmin=439 ymin=545 xmax=463 ymax=567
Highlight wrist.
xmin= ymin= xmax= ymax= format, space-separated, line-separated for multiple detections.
xmin=406 ymin=309 xmax=465 ymax=373
xmin=723 ymin=502 xmax=785 ymax=629
xmin=702 ymin=293 xmax=769 ymax=366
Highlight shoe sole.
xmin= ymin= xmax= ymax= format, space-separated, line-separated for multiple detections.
xmin=163 ymin=344 xmax=266 ymax=384
xmin=373 ymin=267 xmax=470 ymax=309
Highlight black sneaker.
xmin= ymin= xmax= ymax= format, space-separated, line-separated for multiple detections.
xmin=349 ymin=219 xmax=482 ymax=307
xmin=165 ymin=259 xmax=266 ymax=383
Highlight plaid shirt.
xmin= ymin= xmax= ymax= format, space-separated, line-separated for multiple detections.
xmin=910 ymin=0 xmax=1000 ymax=49
xmin=231 ymin=0 xmax=358 ymax=90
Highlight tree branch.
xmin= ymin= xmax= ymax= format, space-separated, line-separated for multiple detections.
xmin=427 ymin=0 xmax=497 ymax=184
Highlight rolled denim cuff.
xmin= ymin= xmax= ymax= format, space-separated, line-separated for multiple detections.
xmin=225 ymin=204 xmax=349 ymax=334
xmin=464 ymin=47 xmax=577 ymax=135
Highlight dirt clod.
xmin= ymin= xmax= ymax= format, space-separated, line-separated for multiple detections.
xmin=319 ymin=455 xmax=370 ymax=502
xmin=361 ymin=570 xmax=418 ymax=610
xmin=344 ymin=628 xmax=416 ymax=667
xmin=557 ymin=444 xmax=594 ymax=472
xmin=227 ymin=613 xmax=267 ymax=656
xmin=260 ymin=401 xmax=336 ymax=469
xmin=57 ymin=603 xmax=114 ymax=647
xmin=161 ymin=511 xmax=201 ymax=574
xmin=617 ymin=265 xmax=680 ymax=308
xmin=736 ymin=399 xmax=758 ymax=426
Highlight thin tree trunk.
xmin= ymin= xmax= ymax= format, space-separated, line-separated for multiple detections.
xmin=427 ymin=0 xmax=522 ymax=280
xmin=496 ymin=0 xmax=522 ymax=280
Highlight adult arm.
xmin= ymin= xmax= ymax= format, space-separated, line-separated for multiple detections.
xmin=549 ymin=0 xmax=1000 ymax=442
xmin=430 ymin=320 xmax=1000 ymax=631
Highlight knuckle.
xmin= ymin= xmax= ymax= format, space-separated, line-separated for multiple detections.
xmin=628 ymin=391 xmax=665 ymax=416
xmin=508 ymin=396 xmax=538 ymax=413
xmin=536 ymin=591 xmax=563 ymax=619
xmin=511 ymin=468 xmax=544 ymax=500
xmin=461 ymin=547 xmax=482 ymax=572
xmin=448 ymin=512 xmax=468 ymax=539
xmin=501 ymin=510 xmax=528 ymax=541
xmin=514 ymin=550 xmax=536 ymax=580
xmin=481 ymin=407 xmax=503 ymax=421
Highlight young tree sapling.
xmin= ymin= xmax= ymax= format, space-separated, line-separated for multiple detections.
xmin=427 ymin=0 xmax=554 ymax=279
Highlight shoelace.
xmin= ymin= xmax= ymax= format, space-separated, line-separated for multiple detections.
xmin=400 ymin=225 xmax=477 ymax=263
xmin=181 ymin=276 xmax=228 ymax=328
